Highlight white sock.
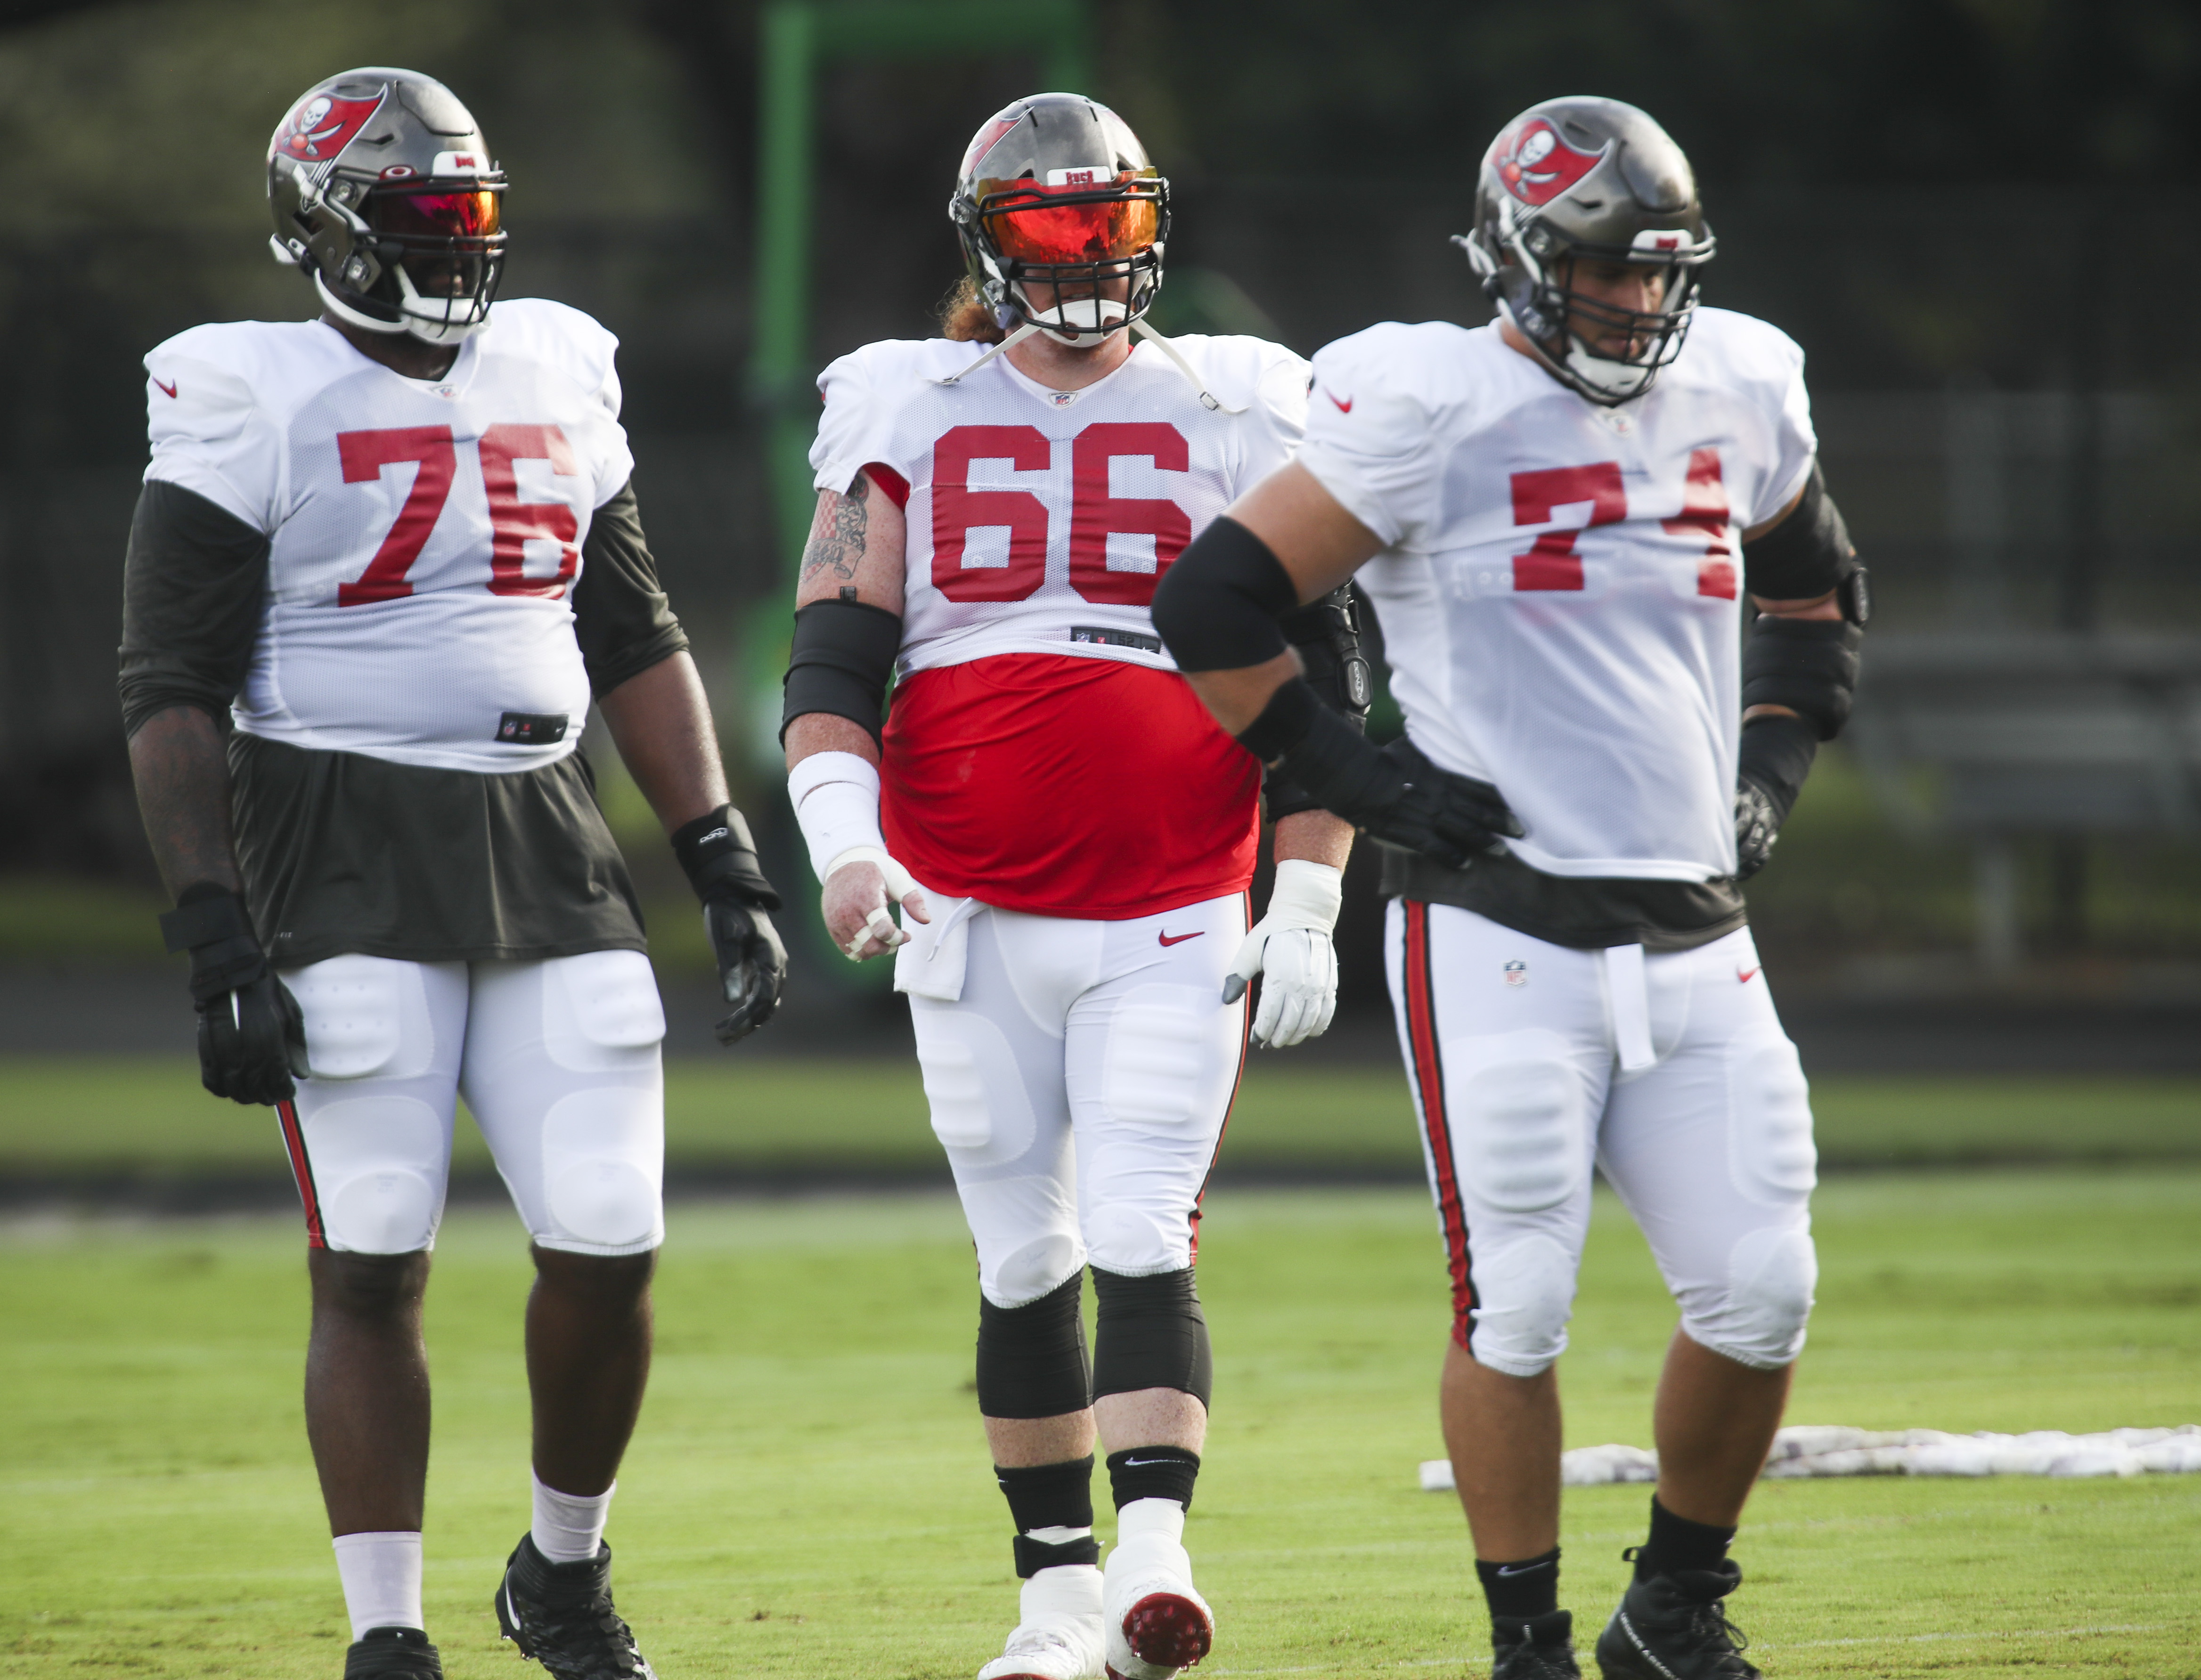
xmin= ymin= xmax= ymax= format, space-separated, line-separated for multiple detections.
xmin=332 ymin=1531 xmax=424 ymax=1640
xmin=531 ymin=1472 xmax=614 ymax=1564
xmin=1115 ymin=1496 xmax=1186 ymax=1546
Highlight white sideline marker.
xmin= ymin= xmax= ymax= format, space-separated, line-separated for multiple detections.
xmin=1418 ymin=1424 xmax=2201 ymax=1491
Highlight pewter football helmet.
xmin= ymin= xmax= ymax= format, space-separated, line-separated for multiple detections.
xmin=1460 ymin=97 xmax=1713 ymax=404
xmin=949 ymin=93 xmax=1169 ymax=346
xmin=267 ymin=68 xmax=506 ymax=345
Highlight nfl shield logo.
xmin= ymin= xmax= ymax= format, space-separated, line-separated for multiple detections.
xmin=1503 ymin=959 xmax=1528 ymax=988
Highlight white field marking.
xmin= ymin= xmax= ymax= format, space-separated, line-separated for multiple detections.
xmin=1202 ymin=1623 xmax=2168 ymax=1675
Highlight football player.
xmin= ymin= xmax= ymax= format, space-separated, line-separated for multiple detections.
xmin=779 ymin=94 xmax=1363 ymax=1680
xmin=1155 ymin=98 xmax=1867 ymax=1680
xmin=119 ymin=69 xmax=785 ymax=1680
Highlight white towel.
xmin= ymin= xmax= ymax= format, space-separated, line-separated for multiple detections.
xmin=893 ymin=894 xmax=982 ymax=1002
xmin=1604 ymin=942 xmax=1656 ymax=1071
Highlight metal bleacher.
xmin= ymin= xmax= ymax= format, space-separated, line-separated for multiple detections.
xmin=1844 ymin=635 xmax=2201 ymax=967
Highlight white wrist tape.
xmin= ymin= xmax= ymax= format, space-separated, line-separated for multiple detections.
xmin=1263 ymin=858 xmax=1345 ymax=934
xmin=788 ymin=751 xmax=886 ymax=885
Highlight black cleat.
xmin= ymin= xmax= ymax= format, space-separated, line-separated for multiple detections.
xmin=344 ymin=1626 xmax=443 ymax=1679
xmin=494 ymin=1533 xmax=657 ymax=1679
xmin=1493 ymin=1608 xmax=1581 ymax=1678
xmin=1595 ymin=1560 xmax=1759 ymax=1679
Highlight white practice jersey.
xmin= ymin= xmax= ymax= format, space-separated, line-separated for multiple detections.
xmin=810 ymin=333 xmax=1308 ymax=677
xmin=143 ymin=300 xmax=636 ymax=773
xmin=1298 ymin=308 xmax=1816 ymax=883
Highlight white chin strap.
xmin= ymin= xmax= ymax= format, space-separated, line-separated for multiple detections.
xmin=931 ymin=319 xmax=1046 ymax=386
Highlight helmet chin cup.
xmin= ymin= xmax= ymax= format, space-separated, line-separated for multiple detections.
xmin=314 ymin=268 xmax=488 ymax=345
xmin=1018 ymin=285 xmax=1129 ymax=347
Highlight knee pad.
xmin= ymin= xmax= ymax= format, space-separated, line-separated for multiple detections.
xmin=977 ymin=1273 xmax=1092 ymax=1420
xmin=533 ymin=1084 xmax=664 ymax=1255
xmin=1689 ymin=1224 xmax=1817 ymax=1369
xmin=1461 ymin=1231 xmax=1576 ymax=1378
xmin=1091 ymin=1266 xmax=1212 ymax=1407
xmin=298 ymin=1093 xmax=446 ymax=1255
xmin=286 ymin=954 xmax=439 ymax=1082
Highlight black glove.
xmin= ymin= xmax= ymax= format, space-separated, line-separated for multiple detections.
xmin=1242 ymin=680 xmax=1523 ymax=869
xmin=1733 ymin=712 xmax=1820 ymax=881
xmin=672 ymin=805 xmax=787 ymax=1045
xmin=158 ymin=883 xmax=307 ymax=1106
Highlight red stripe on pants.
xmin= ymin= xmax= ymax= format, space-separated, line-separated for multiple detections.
xmin=1403 ymin=901 xmax=1475 ymax=1347
xmin=274 ymin=1098 xmax=325 ymax=1249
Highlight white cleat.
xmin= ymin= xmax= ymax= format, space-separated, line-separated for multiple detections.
xmin=978 ymin=1563 xmax=1105 ymax=1680
xmin=1102 ymin=1500 xmax=1213 ymax=1680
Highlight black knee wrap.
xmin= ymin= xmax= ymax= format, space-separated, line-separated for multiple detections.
xmin=976 ymin=1273 xmax=1092 ymax=1420
xmin=1091 ymin=1266 xmax=1212 ymax=1407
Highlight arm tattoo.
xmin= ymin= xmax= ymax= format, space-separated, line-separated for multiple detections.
xmin=799 ymin=475 xmax=872 ymax=586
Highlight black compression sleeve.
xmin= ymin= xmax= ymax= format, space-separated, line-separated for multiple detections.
xmin=1742 ymin=462 xmax=1856 ymax=602
xmin=572 ymin=479 xmax=690 ymax=697
xmin=117 ymin=481 xmax=269 ymax=739
xmin=780 ymin=597 xmax=904 ymax=745
xmin=1150 ymin=516 xmax=1297 ymax=672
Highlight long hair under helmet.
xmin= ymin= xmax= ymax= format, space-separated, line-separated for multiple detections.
xmin=949 ymin=93 xmax=1169 ymax=348
xmin=1459 ymin=96 xmax=1713 ymax=405
xmin=267 ymin=68 xmax=507 ymax=346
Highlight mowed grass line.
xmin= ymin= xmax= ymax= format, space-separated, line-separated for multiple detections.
xmin=0 ymin=1057 xmax=2197 ymax=1177
xmin=4 ymin=1169 xmax=2198 ymax=1678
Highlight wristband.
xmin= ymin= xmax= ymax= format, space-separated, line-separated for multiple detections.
xmin=788 ymin=751 xmax=889 ymax=885
xmin=670 ymin=804 xmax=781 ymax=909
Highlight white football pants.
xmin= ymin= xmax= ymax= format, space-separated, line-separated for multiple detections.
xmin=1388 ymin=901 xmax=1817 ymax=1378
xmin=910 ymin=892 xmax=1250 ymax=1307
xmin=274 ymin=950 xmax=667 ymax=1257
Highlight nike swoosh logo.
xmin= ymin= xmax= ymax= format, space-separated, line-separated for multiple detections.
xmin=1738 ymin=966 xmax=1761 ymax=983
xmin=1494 ymin=1560 xmax=1553 ymax=1577
xmin=1158 ymin=930 xmax=1204 ymax=947
xmin=152 ymin=377 xmax=178 ymax=398
xmin=1119 ymin=1456 xmax=1181 ymax=1467
xmin=1326 ymin=391 xmax=1353 ymax=413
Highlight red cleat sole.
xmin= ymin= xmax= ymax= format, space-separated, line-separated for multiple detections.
xmin=1121 ymin=1592 xmax=1213 ymax=1671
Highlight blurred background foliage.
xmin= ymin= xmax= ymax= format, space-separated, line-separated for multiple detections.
xmin=0 ymin=0 xmax=2195 ymax=1021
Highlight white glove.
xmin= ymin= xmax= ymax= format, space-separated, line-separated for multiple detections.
xmin=1223 ymin=859 xmax=1344 ymax=1048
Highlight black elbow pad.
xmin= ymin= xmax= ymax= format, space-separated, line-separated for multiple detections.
xmin=1743 ymin=461 xmax=1859 ymax=605
xmin=1151 ymin=517 xmax=1296 ymax=673
xmin=1742 ymin=615 xmax=1863 ymax=741
xmin=1265 ymin=584 xmax=1373 ymax=820
xmin=780 ymin=597 xmax=903 ymax=745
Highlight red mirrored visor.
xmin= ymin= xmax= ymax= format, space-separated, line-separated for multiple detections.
xmin=978 ymin=179 xmax=1158 ymax=265
xmin=370 ymin=187 xmax=501 ymax=241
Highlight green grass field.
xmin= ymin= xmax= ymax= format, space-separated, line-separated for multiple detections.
xmin=5 ymin=1167 xmax=2197 ymax=1679
xmin=0 ymin=1057 xmax=2197 ymax=1180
